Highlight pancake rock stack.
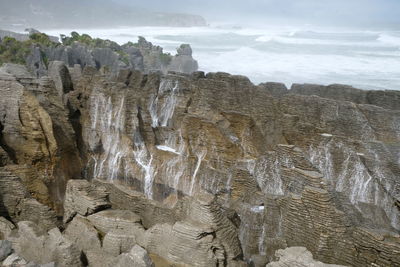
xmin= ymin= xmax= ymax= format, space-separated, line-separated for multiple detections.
xmin=0 ymin=57 xmax=399 ymax=266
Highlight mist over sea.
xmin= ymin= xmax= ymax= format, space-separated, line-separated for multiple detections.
xmin=43 ymin=25 xmax=400 ymax=90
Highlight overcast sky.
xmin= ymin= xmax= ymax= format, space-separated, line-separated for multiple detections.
xmin=114 ymin=0 xmax=400 ymax=28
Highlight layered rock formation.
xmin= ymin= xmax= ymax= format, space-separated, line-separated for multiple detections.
xmin=0 ymin=30 xmax=199 ymax=78
xmin=0 ymin=58 xmax=399 ymax=266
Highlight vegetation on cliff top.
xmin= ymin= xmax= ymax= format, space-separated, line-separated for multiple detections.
xmin=0 ymin=31 xmax=172 ymax=68
xmin=0 ymin=33 xmax=58 ymax=66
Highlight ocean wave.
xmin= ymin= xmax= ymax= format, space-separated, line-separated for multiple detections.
xmin=377 ymin=33 xmax=400 ymax=46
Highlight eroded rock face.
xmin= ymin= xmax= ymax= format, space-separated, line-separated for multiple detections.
xmin=168 ymin=44 xmax=199 ymax=74
xmin=63 ymin=179 xmax=110 ymax=223
xmin=267 ymin=247 xmax=347 ymax=267
xmin=0 ymin=62 xmax=399 ymax=266
xmin=0 ymin=63 xmax=82 ymax=214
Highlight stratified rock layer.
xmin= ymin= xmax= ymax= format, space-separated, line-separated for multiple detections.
xmin=0 ymin=63 xmax=399 ymax=267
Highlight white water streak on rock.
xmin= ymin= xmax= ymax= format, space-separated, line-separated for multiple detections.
xmin=189 ymin=149 xmax=207 ymax=196
xmin=90 ymin=93 xmax=127 ymax=181
xmin=149 ymin=79 xmax=179 ymax=128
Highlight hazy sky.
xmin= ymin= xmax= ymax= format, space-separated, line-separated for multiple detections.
xmin=115 ymin=0 xmax=400 ymax=28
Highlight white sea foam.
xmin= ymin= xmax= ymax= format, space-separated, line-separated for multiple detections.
xmin=378 ymin=33 xmax=400 ymax=46
xmin=43 ymin=25 xmax=400 ymax=90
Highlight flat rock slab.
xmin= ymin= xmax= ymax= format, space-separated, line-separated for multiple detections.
xmin=64 ymin=179 xmax=110 ymax=223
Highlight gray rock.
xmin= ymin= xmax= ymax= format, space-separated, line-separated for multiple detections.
xmin=168 ymin=44 xmax=198 ymax=74
xmin=8 ymin=221 xmax=82 ymax=267
xmin=63 ymin=216 xmax=101 ymax=252
xmin=26 ymin=46 xmax=47 ymax=78
xmin=0 ymin=240 xmax=13 ymax=261
xmin=112 ymin=245 xmax=154 ymax=267
xmin=103 ymin=228 xmax=138 ymax=256
xmin=266 ymin=247 xmax=347 ymax=267
xmin=258 ymin=82 xmax=288 ymax=97
xmin=0 ymin=217 xmax=15 ymax=240
xmin=63 ymin=179 xmax=110 ymax=223
xmin=177 ymin=44 xmax=193 ymax=56
xmin=2 ymin=253 xmax=27 ymax=266
xmin=85 ymin=249 xmax=116 ymax=267
xmin=92 ymin=48 xmax=127 ymax=74
xmin=25 ymin=262 xmax=56 ymax=267
xmin=48 ymin=61 xmax=74 ymax=98
xmin=86 ymin=209 xmax=144 ymax=235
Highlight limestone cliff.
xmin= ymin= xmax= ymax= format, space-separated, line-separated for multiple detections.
xmin=0 ymin=31 xmax=199 ymax=78
xmin=0 ymin=60 xmax=399 ymax=266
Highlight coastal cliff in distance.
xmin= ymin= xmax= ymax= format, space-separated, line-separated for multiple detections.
xmin=0 ymin=32 xmax=399 ymax=266
xmin=0 ymin=0 xmax=207 ymax=30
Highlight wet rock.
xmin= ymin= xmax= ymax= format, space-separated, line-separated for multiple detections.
xmin=64 ymin=179 xmax=110 ymax=223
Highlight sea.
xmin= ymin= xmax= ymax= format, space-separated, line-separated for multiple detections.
xmin=43 ymin=24 xmax=400 ymax=90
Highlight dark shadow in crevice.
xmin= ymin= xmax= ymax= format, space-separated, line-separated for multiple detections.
xmin=0 ymin=121 xmax=17 ymax=164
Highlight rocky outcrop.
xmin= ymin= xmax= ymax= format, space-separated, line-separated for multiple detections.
xmin=290 ymin=83 xmax=400 ymax=110
xmin=0 ymin=60 xmax=399 ymax=266
xmin=112 ymin=245 xmax=154 ymax=267
xmin=267 ymin=247 xmax=347 ymax=267
xmin=168 ymin=44 xmax=199 ymax=74
xmin=7 ymin=221 xmax=82 ymax=266
xmin=63 ymin=179 xmax=110 ymax=223
xmin=0 ymin=63 xmax=82 ymax=214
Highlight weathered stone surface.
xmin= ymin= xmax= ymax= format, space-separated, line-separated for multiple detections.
xmin=86 ymin=209 xmax=144 ymax=234
xmin=63 ymin=216 xmax=101 ymax=252
xmin=103 ymin=228 xmax=137 ymax=256
xmin=0 ymin=64 xmax=82 ymax=213
xmin=266 ymin=247 xmax=347 ymax=267
xmin=0 ymin=240 xmax=12 ymax=261
xmin=290 ymin=83 xmax=400 ymax=110
xmin=84 ymin=249 xmax=116 ymax=267
xmin=1 ymin=44 xmax=400 ymax=267
xmin=8 ymin=221 xmax=82 ymax=267
xmin=48 ymin=61 xmax=74 ymax=98
xmin=0 ymin=169 xmax=57 ymax=231
xmin=0 ymin=217 xmax=15 ymax=239
xmin=2 ymin=253 xmax=27 ymax=266
xmin=258 ymin=82 xmax=288 ymax=97
xmin=64 ymin=179 xmax=110 ymax=223
xmin=93 ymin=180 xmax=183 ymax=229
xmin=168 ymin=44 xmax=198 ymax=74
xmin=112 ymin=245 xmax=154 ymax=267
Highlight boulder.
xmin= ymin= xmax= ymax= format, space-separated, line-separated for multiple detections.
xmin=0 ymin=240 xmax=13 ymax=261
xmin=63 ymin=216 xmax=102 ymax=252
xmin=103 ymin=228 xmax=138 ymax=256
xmin=266 ymin=247 xmax=347 ymax=267
xmin=0 ymin=217 xmax=15 ymax=239
xmin=8 ymin=221 xmax=82 ymax=267
xmin=2 ymin=253 xmax=27 ymax=266
xmin=84 ymin=249 xmax=116 ymax=267
xmin=168 ymin=44 xmax=198 ymax=74
xmin=64 ymin=179 xmax=110 ymax=223
xmin=112 ymin=245 xmax=154 ymax=267
xmin=86 ymin=209 xmax=144 ymax=235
